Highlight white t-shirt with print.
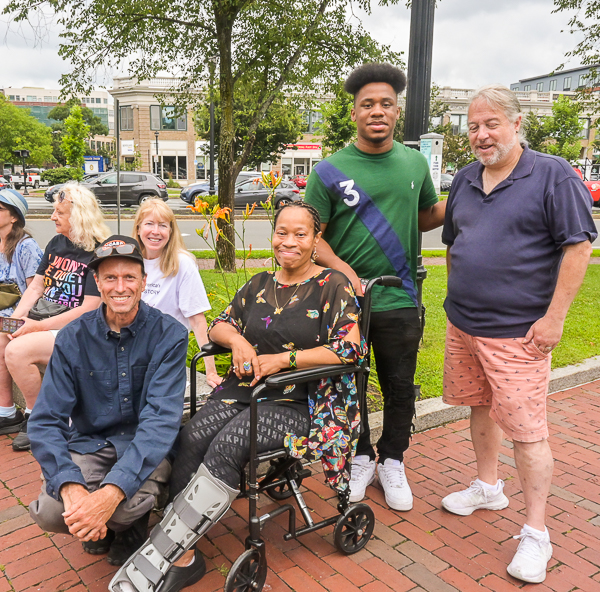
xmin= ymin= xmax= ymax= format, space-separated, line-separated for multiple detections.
xmin=142 ymin=252 xmax=210 ymax=331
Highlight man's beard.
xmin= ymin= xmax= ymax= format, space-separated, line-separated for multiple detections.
xmin=473 ymin=135 xmax=517 ymax=166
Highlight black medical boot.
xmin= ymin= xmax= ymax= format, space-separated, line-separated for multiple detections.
xmin=107 ymin=511 xmax=150 ymax=566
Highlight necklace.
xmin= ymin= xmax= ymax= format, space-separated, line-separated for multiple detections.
xmin=273 ymin=265 xmax=314 ymax=315
xmin=273 ymin=283 xmax=301 ymax=315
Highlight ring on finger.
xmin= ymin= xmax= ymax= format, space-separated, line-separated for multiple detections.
xmin=243 ymin=361 xmax=252 ymax=372
xmin=232 ymin=365 xmax=237 ymax=371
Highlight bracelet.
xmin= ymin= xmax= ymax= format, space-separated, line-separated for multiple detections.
xmin=289 ymin=350 xmax=297 ymax=369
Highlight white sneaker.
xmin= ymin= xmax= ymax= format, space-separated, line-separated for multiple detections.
xmin=441 ymin=480 xmax=509 ymax=516
xmin=507 ymin=526 xmax=553 ymax=583
xmin=377 ymin=459 xmax=413 ymax=511
xmin=349 ymin=455 xmax=376 ymax=502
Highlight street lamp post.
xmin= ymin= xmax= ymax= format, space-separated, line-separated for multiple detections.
xmin=403 ymin=0 xmax=436 ymax=401
xmin=154 ymin=131 xmax=159 ymax=176
xmin=12 ymin=150 xmax=30 ymax=196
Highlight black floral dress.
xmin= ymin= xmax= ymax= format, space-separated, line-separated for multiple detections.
xmin=209 ymin=268 xmax=366 ymax=493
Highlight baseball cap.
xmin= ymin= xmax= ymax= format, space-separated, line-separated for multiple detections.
xmin=0 ymin=189 xmax=28 ymax=224
xmin=89 ymin=235 xmax=145 ymax=272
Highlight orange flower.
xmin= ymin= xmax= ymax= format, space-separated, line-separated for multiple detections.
xmin=213 ymin=206 xmax=231 ymax=222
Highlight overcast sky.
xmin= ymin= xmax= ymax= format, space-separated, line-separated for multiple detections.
xmin=0 ymin=0 xmax=585 ymax=93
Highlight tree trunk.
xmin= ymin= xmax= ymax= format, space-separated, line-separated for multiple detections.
xmin=214 ymin=10 xmax=236 ymax=272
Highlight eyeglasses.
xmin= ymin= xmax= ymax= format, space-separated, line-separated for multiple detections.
xmin=57 ymin=190 xmax=72 ymax=203
xmin=94 ymin=244 xmax=137 ymax=258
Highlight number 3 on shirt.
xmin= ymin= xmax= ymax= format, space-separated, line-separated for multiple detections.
xmin=339 ymin=179 xmax=360 ymax=207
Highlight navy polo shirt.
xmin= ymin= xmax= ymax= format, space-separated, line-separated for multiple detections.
xmin=29 ymin=301 xmax=188 ymax=501
xmin=442 ymin=147 xmax=597 ymax=338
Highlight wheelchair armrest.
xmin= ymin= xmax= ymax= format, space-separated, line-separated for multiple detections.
xmin=264 ymin=364 xmax=362 ymax=389
xmin=200 ymin=342 xmax=231 ymax=356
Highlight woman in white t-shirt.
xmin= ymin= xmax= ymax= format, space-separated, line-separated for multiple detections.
xmin=133 ymin=199 xmax=221 ymax=387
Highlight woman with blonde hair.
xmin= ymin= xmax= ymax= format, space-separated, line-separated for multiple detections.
xmin=133 ymin=199 xmax=220 ymax=387
xmin=5 ymin=182 xmax=110 ymax=451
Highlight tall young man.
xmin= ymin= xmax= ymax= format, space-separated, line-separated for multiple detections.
xmin=305 ymin=63 xmax=446 ymax=510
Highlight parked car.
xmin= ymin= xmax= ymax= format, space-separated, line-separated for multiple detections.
xmin=179 ymin=171 xmax=261 ymax=205
xmin=46 ymin=172 xmax=167 ymax=205
xmin=0 ymin=176 xmax=12 ymax=190
xmin=45 ymin=173 xmax=102 ymax=202
xmin=573 ymin=168 xmax=600 ymax=208
xmin=233 ymin=178 xmax=301 ymax=209
xmin=11 ymin=169 xmax=49 ymax=190
xmin=440 ymin=173 xmax=453 ymax=192
xmin=290 ymin=175 xmax=307 ymax=189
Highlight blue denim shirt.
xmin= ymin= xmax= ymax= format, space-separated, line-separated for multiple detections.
xmin=29 ymin=301 xmax=188 ymax=501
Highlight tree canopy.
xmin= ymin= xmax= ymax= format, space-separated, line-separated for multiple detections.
xmin=4 ymin=0 xmax=400 ymax=269
xmin=523 ymin=97 xmax=584 ymax=164
xmin=48 ymin=98 xmax=109 ymax=137
xmin=0 ymin=95 xmax=54 ymax=166
xmin=319 ymin=82 xmax=356 ymax=156
xmin=196 ymin=88 xmax=303 ymax=169
xmin=62 ymin=105 xmax=89 ymax=169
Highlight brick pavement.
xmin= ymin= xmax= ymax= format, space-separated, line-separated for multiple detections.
xmin=1 ymin=380 xmax=599 ymax=592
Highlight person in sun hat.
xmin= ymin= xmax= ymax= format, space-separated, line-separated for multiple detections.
xmin=28 ymin=234 xmax=188 ymax=568
xmin=0 ymin=188 xmax=43 ymax=436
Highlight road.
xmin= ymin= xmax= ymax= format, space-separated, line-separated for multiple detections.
xmin=22 ymin=194 xmax=600 ymax=251
xmin=26 ymin=217 xmax=600 ymax=252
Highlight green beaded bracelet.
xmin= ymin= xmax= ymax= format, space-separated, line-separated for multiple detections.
xmin=289 ymin=350 xmax=297 ymax=369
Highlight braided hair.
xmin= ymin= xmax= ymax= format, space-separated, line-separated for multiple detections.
xmin=274 ymin=201 xmax=321 ymax=236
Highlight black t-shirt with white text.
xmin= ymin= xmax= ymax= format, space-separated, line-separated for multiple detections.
xmin=36 ymin=235 xmax=100 ymax=308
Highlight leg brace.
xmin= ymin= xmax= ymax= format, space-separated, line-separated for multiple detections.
xmin=109 ymin=464 xmax=238 ymax=592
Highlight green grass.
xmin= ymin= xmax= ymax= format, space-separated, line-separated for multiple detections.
xmin=191 ymin=249 xmax=273 ymax=260
xmin=421 ymin=249 xmax=446 ymax=258
xmin=193 ymin=265 xmax=600 ymax=401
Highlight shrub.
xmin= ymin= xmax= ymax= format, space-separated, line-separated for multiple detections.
xmin=41 ymin=167 xmax=83 ymax=184
xmin=166 ymin=172 xmax=181 ymax=189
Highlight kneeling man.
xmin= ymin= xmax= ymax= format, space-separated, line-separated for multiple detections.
xmin=441 ymin=85 xmax=596 ymax=583
xmin=28 ymin=236 xmax=188 ymax=566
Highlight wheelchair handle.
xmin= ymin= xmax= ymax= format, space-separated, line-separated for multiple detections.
xmin=361 ymin=275 xmax=403 ymax=342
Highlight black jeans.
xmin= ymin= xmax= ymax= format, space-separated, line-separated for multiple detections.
xmin=357 ymin=307 xmax=422 ymax=464
xmin=169 ymin=399 xmax=310 ymax=499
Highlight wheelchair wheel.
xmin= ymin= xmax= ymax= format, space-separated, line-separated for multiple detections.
xmin=333 ymin=503 xmax=375 ymax=555
xmin=224 ymin=549 xmax=267 ymax=592
xmin=264 ymin=461 xmax=304 ymax=501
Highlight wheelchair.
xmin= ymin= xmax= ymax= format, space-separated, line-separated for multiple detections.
xmin=186 ymin=276 xmax=402 ymax=592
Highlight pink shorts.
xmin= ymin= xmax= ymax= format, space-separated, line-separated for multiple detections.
xmin=443 ymin=321 xmax=551 ymax=442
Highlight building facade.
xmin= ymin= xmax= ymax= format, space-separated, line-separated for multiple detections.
xmin=510 ymin=64 xmax=600 ymax=94
xmin=1 ymin=86 xmax=114 ymax=132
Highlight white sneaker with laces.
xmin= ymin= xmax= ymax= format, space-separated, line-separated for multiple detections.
xmin=349 ymin=455 xmax=376 ymax=503
xmin=441 ymin=479 xmax=509 ymax=516
xmin=507 ymin=526 xmax=553 ymax=583
xmin=377 ymin=459 xmax=413 ymax=511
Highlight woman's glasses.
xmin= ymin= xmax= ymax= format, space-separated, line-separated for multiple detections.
xmin=94 ymin=244 xmax=137 ymax=258
xmin=57 ymin=190 xmax=72 ymax=203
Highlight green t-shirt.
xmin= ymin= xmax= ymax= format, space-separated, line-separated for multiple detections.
xmin=305 ymin=141 xmax=438 ymax=312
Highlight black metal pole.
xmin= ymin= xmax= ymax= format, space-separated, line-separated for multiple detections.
xmin=22 ymin=154 xmax=29 ymax=196
xmin=403 ymin=0 xmax=436 ymax=146
xmin=403 ymin=0 xmax=436 ymax=363
xmin=154 ymin=132 xmax=159 ymax=176
xmin=209 ymin=58 xmax=216 ymax=195
xmin=115 ymin=98 xmax=121 ymax=234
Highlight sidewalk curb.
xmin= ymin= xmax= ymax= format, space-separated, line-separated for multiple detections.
xmin=367 ymin=355 xmax=600 ymax=440
xmin=188 ymin=355 xmax=600 ymax=440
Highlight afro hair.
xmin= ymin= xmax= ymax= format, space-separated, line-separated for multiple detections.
xmin=344 ymin=63 xmax=407 ymax=97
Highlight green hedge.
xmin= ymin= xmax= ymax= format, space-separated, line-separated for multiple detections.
xmin=41 ymin=167 xmax=83 ymax=184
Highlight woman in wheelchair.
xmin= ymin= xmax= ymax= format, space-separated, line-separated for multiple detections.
xmin=111 ymin=202 xmax=365 ymax=592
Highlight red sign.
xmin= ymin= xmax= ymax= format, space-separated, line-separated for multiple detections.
xmin=286 ymin=143 xmax=322 ymax=150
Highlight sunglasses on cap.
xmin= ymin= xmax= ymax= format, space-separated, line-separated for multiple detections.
xmin=94 ymin=244 xmax=137 ymax=258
